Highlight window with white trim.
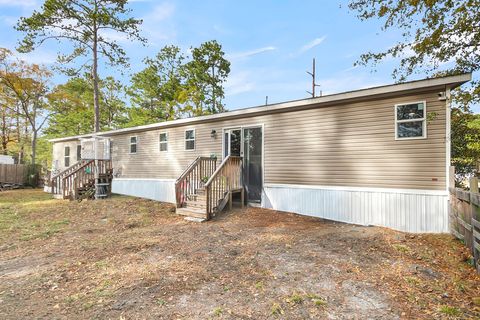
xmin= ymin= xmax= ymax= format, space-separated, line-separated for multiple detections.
xmin=159 ymin=132 xmax=168 ymax=151
xmin=64 ymin=146 xmax=70 ymax=167
xmin=395 ymin=102 xmax=426 ymax=139
xmin=129 ymin=136 xmax=137 ymax=154
xmin=185 ymin=129 xmax=195 ymax=150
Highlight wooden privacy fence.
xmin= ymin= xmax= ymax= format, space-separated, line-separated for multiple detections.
xmin=449 ymin=173 xmax=480 ymax=274
xmin=0 ymin=164 xmax=39 ymax=187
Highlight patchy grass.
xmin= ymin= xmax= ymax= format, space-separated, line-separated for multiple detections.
xmin=286 ymin=293 xmax=304 ymax=305
xmin=392 ymin=244 xmax=411 ymax=253
xmin=438 ymin=305 xmax=461 ymax=316
xmin=270 ymin=303 xmax=284 ymax=316
xmin=0 ymin=189 xmax=479 ymax=319
xmin=212 ymin=306 xmax=223 ymax=317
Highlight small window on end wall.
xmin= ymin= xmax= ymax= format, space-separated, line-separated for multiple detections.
xmin=76 ymin=145 xmax=81 ymax=161
xmin=159 ymin=132 xmax=168 ymax=151
xmin=64 ymin=146 xmax=70 ymax=167
xmin=129 ymin=136 xmax=137 ymax=154
xmin=185 ymin=129 xmax=195 ymax=150
xmin=395 ymin=101 xmax=426 ymax=140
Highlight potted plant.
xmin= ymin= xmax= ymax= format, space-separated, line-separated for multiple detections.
xmin=200 ymin=176 xmax=209 ymax=187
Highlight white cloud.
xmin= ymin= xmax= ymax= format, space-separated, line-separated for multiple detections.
xmin=227 ymin=46 xmax=277 ymax=61
xmin=299 ymin=36 xmax=327 ymax=54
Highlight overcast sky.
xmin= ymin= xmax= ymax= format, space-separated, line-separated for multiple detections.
xmin=0 ymin=0 xmax=477 ymax=112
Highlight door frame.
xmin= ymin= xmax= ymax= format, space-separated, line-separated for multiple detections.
xmin=222 ymin=123 xmax=265 ymax=204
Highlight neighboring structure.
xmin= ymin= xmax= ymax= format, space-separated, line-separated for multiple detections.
xmin=0 ymin=155 xmax=14 ymax=164
xmin=49 ymin=73 xmax=471 ymax=232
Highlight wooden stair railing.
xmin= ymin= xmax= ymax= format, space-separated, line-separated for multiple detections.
xmin=205 ymin=156 xmax=243 ymax=219
xmin=51 ymin=160 xmax=88 ymax=195
xmin=175 ymin=157 xmax=218 ymax=208
xmin=61 ymin=159 xmax=112 ymax=200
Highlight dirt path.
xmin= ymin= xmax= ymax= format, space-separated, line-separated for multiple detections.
xmin=0 ymin=190 xmax=479 ymax=319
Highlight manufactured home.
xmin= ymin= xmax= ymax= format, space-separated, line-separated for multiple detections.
xmin=48 ymin=73 xmax=471 ymax=233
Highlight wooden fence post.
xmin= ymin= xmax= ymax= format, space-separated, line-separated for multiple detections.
xmin=470 ymin=177 xmax=479 ymax=194
xmin=449 ymin=166 xmax=455 ymax=190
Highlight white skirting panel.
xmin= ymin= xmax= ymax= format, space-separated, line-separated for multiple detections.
xmin=262 ymin=184 xmax=449 ymax=233
xmin=111 ymin=178 xmax=176 ymax=204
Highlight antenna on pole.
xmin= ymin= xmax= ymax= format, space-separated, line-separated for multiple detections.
xmin=306 ymin=58 xmax=322 ymax=98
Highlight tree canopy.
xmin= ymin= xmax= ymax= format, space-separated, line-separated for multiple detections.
xmin=348 ymin=0 xmax=479 ymax=111
xmin=127 ymin=41 xmax=231 ymax=126
xmin=45 ymin=75 xmax=127 ymax=137
xmin=0 ymin=48 xmax=52 ymax=165
xmin=16 ymin=0 xmax=145 ymax=132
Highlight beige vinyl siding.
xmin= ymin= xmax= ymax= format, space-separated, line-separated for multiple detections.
xmin=53 ymin=89 xmax=447 ymax=190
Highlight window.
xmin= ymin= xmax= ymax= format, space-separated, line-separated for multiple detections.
xmin=64 ymin=146 xmax=70 ymax=167
xmin=159 ymin=132 xmax=168 ymax=151
xmin=185 ymin=129 xmax=195 ymax=150
xmin=76 ymin=145 xmax=82 ymax=161
xmin=129 ymin=136 xmax=137 ymax=154
xmin=395 ymin=102 xmax=426 ymax=139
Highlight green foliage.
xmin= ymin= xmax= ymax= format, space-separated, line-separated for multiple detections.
xmin=186 ymin=40 xmax=231 ymax=114
xmin=128 ymin=45 xmax=186 ymax=124
xmin=451 ymin=108 xmax=480 ymax=179
xmin=348 ymin=0 xmax=480 ymax=111
xmin=16 ymin=0 xmax=146 ymax=132
xmin=45 ymin=75 xmax=127 ymax=137
xmin=127 ymin=41 xmax=230 ymax=126
xmin=35 ymin=136 xmax=53 ymax=169
xmin=0 ymin=48 xmax=52 ymax=165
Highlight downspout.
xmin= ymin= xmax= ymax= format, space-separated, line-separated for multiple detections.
xmin=446 ymin=86 xmax=452 ymax=191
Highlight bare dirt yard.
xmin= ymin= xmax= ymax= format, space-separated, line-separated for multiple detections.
xmin=0 ymin=189 xmax=479 ymax=319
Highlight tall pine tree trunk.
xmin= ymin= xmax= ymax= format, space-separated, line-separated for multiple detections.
xmin=92 ymin=35 xmax=100 ymax=133
xmin=92 ymin=2 xmax=100 ymax=133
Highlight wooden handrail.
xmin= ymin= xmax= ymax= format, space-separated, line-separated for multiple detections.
xmin=175 ymin=157 xmax=218 ymax=208
xmin=205 ymin=156 xmax=242 ymax=218
xmin=175 ymin=156 xmax=201 ymax=183
xmin=59 ymin=159 xmax=112 ymax=199
xmin=51 ymin=160 xmax=87 ymax=180
xmin=50 ymin=160 xmax=90 ymax=195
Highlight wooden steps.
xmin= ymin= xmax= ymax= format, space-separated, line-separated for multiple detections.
xmin=51 ymin=161 xmax=113 ymax=201
xmin=175 ymin=156 xmax=243 ymax=221
xmin=176 ymin=207 xmax=207 ymax=220
xmin=177 ymin=188 xmax=208 ymax=220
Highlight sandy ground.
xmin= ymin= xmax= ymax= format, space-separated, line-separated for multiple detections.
xmin=0 ymin=189 xmax=479 ymax=319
